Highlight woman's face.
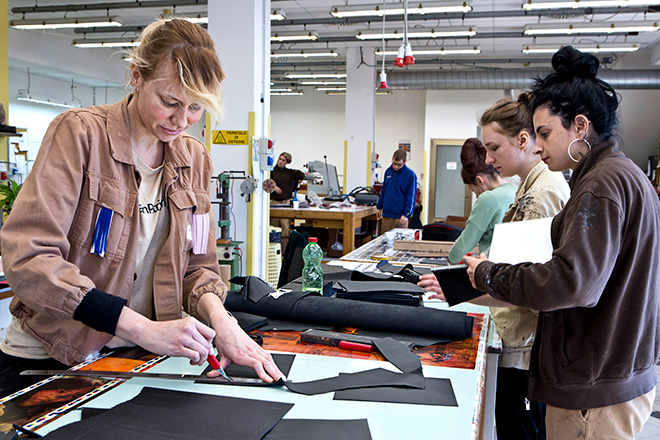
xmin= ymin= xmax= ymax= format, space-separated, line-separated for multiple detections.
xmin=532 ymin=107 xmax=576 ymax=172
xmin=481 ymin=123 xmax=528 ymax=178
xmin=131 ymin=62 xmax=204 ymax=143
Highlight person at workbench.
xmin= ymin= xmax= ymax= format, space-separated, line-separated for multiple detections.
xmin=270 ymin=152 xmax=305 ymax=249
xmin=0 ymin=18 xmax=282 ymax=397
xmin=377 ymin=148 xmax=417 ymax=233
xmin=270 ymin=152 xmax=305 ymax=202
xmin=464 ymin=46 xmax=660 ymax=440
xmin=420 ymin=92 xmax=570 ymax=440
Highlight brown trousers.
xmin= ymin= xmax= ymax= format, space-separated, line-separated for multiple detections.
xmin=545 ymin=388 xmax=655 ymax=440
xmin=380 ymin=216 xmax=408 ymax=234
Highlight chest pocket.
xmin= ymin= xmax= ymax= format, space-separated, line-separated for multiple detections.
xmin=169 ymin=189 xmax=212 ymax=254
xmin=69 ymin=173 xmax=136 ymax=261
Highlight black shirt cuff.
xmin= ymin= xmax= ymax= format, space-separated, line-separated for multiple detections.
xmin=73 ymin=288 xmax=127 ymax=335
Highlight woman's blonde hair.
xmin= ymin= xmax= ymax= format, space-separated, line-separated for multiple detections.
xmin=127 ymin=19 xmax=225 ymax=119
xmin=479 ymin=92 xmax=535 ymax=140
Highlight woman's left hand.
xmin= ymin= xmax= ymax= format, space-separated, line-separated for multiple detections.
xmin=209 ymin=313 xmax=284 ymax=383
xmin=462 ymin=252 xmax=489 ymax=288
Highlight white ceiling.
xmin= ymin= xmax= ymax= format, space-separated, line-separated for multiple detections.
xmin=7 ymin=0 xmax=660 ymax=88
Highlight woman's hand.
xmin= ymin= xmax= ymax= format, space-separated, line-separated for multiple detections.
xmin=198 ymin=293 xmax=283 ymax=383
xmin=116 ymin=308 xmax=215 ymax=365
xmin=208 ymin=312 xmax=284 ymax=383
xmin=463 ymin=252 xmax=489 ymax=289
xmin=417 ymin=273 xmax=446 ymax=301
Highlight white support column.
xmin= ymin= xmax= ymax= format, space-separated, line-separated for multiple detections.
xmin=344 ymin=47 xmax=376 ymax=193
xmin=207 ymin=1 xmax=270 ymax=278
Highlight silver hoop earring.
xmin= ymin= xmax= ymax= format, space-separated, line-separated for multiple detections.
xmin=568 ymin=138 xmax=592 ymax=163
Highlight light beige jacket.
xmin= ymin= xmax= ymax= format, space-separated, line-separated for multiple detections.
xmin=491 ymin=161 xmax=570 ymax=369
xmin=0 ymin=95 xmax=225 ymax=365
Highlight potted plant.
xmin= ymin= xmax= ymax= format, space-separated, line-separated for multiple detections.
xmin=0 ymin=178 xmax=22 ymax=225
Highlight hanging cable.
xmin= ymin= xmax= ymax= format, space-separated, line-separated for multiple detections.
xmin=378 ymin=0 xmax=388 ymax=88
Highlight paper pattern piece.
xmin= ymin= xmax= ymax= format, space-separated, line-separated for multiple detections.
xmin=489 ymin=217 xmax=554 ymax=264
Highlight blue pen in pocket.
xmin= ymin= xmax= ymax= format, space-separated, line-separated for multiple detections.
xmin=91 ymin=206 xmax=114 ymax=257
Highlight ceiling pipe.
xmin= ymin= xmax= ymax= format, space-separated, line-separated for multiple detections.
xmin=13 ymin=0 xmax=206 ymax=14
xmin=386 ymin=69 xmax=660 ymax=89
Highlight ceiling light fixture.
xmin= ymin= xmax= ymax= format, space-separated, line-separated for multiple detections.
xmin=17 ymin=91 xmax=80 ymax=108
xmin=356 ymin=26 xmax=477 ymax=40
xmin=376 ymin=46 xmax=481 ymax=56
xmin=271 ymin=90 xmax=304 ymax=95
xmin=315 ymin=86 xmax=347 ymax=91
xmin=271 ymin=9 xmax=287 ymax=20
xmin=285 ymin=72 xmax=347 ymax=79
xmin=522 ymin=1 xmax=660 ymax=10
xmin=523 ymin=21 xmax=659 ymax=35
xmin=72 ymin=37 xmax=140 ymax=48
xmin=522 ymin=43 xmax=640 ymax=53
xmin=271 ymin=49 xmax=339 ymax=58
xmin=298 ymin=81 xmax=347 ymax=85
xmin=330 ymin=1 xmax=472 ymax=18
xmin=9 ymin=16 xmax=123 ymax=30
xmin=162 ymin=13 xmax=208 ymax=24
xmin=271 ymin=31 xmax=319 ymax=42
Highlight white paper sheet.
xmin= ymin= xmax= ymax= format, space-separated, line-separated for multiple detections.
xmin=488 ymin=217 xmax=554 ymax=264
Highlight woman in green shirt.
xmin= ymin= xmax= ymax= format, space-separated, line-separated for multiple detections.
xmin=446 ymin=138 xmax=516 ymax=264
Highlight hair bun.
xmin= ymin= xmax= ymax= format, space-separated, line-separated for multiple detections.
xmin=552 ymin=46 xmax=599 ymax=79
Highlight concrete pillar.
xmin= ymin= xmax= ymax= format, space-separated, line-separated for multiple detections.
xmin=344 ymin=47 xmax=376 ymax=193
xmin=207 ymin=0 xmax=270 ymax=278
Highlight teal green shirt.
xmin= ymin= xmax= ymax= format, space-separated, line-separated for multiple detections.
xmin=448 ymin=183 xmax=517 ymax=264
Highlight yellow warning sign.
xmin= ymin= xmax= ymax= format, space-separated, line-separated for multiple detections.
xmin=212 ymin=130 xmax=249 ymax=145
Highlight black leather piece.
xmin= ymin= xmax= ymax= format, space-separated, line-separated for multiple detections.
xmin=284 ymin=368 xmax=424 ymax=396
xmin=224 ymin=289 xmax=473 ymax=341
xmin=263 ymin=418 xmax=372 ymax=440
xmin=42 ymin=387 xmax=293 ymax=440
xmin=334 ymin=377 xmax=458 ymax=407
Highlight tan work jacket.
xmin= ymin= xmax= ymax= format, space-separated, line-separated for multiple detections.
xmin=0 ymin=95 xmax=225 ymax=365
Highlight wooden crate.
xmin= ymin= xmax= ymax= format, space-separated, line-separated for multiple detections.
xmin=393 ymin=240 xmax=454 ymax=253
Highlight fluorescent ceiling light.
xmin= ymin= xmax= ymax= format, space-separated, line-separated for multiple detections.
xmin=271 ymin=31 xmax=319 ymax=42
xmin=522 ymin=43 xmax=640 ymax=53
xmin=17 ymin=90 xmax=80 ymax=108
xmin=72 ymin=37 xmax=139 ymax=48
xmin=330 ymin=1 xmax=472 ymax=17
xmin=375 ymin=46 xmax=481 ymax=56
xmin=524 ymin=21 xmax=659 ymax=35
xmin=162 ymin=13 xmax=208 ymax=24
xmin=272 ymin=90 xmax=304 ymax=95
xmin=271 ymin=87 xmax=293 ymax=92
xmin=326 ymin=91 xmax=346 ymax=95
xmin=285 ymin=72 xmax=347 ymax=79
xmin=271 ymin=49 xmax=339 ymax=58
xmin=315 ymin=86 xmax=346 ymax=91
xmin=298 ymin=81 xmax=347 ymax=85
xmin=271 ymin=9 xmax=286 ymax=20
xmin=10 ymin=16 xmax=122 ymax=30
xmin=522 ymin=1 xmax=660 ymax=10
xmin=356 ymin=26 xmax=477 ymax=40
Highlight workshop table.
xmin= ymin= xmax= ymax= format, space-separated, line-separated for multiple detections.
xmin=11 ymin=300 xmax=494 ymax=440
xmin=270 ymin=205 xmax=378 ymax=256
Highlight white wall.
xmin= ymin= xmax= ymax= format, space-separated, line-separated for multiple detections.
xmin=270 ymin=89 xmax=427 ymax=193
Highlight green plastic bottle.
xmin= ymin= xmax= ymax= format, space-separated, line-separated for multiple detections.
xmin=302 ymin=237 xmax=324 ymax=292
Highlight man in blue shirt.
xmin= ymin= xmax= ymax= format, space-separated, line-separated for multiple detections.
xmin=377 ymin=149 xmax=417 ymax=233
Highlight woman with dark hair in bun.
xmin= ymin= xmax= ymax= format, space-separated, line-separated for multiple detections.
xmin=465 ymin=46 xmax=660 ymax=439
